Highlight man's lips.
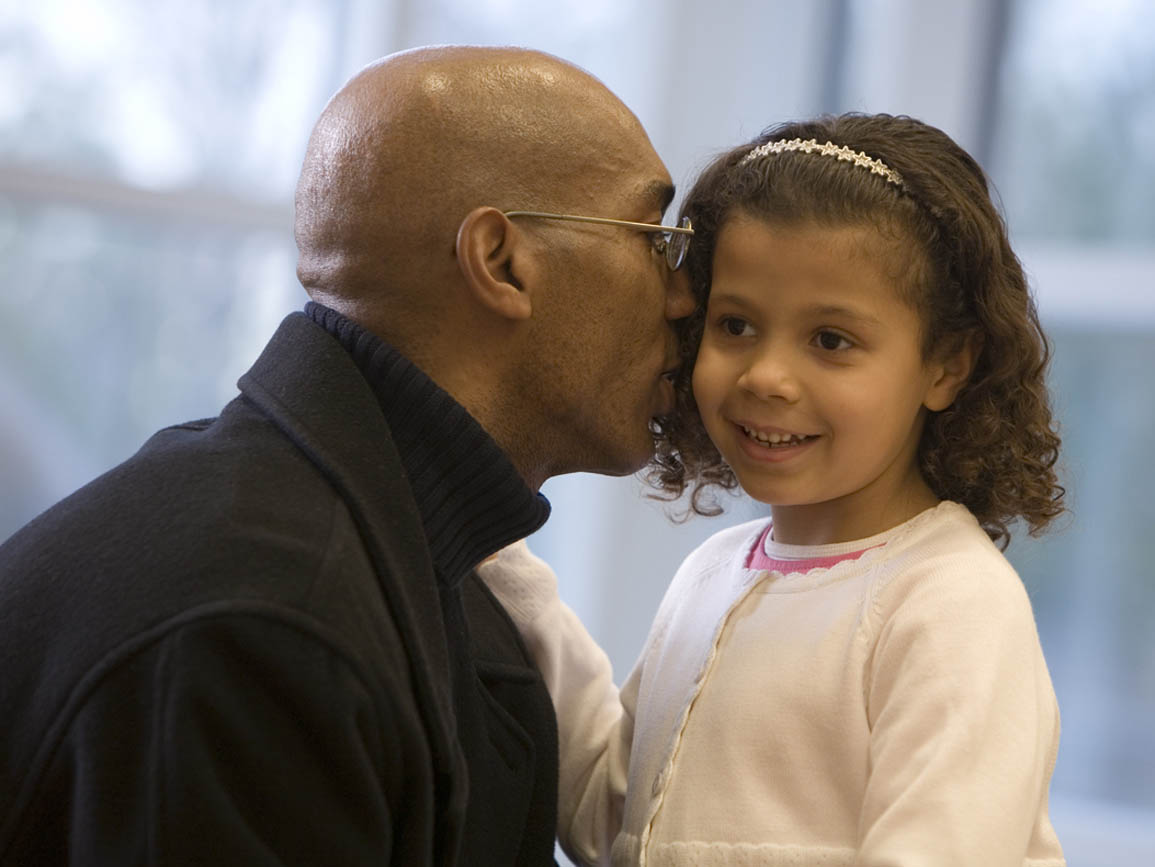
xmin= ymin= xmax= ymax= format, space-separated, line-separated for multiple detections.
xmin=653 ymin=356 xmax=682 ymax=414
xmin=655 ymin=373 xmax=677 ymax=416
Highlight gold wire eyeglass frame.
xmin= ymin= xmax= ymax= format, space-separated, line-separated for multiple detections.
xmin=503 ymin=210 xmax=694 ymax=271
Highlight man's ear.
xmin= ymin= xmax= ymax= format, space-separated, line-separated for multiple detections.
xmin=924 ymin=331 xmax=982 ymax=412
xmin=455 ymin=207 xmax=534 ymax=321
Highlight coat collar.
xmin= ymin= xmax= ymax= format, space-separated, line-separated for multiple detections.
xmin=236 ymin=311 xmax=464 ymax=837
xmin=302 ymin=301 xmax=550 ymax=587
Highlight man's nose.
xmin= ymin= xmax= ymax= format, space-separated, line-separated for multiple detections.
xmin=665 ymin=268 xmax=696 ymax=320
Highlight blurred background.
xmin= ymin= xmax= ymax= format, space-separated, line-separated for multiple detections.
xmin=1 ymin=0 xmax=1152 ymax=863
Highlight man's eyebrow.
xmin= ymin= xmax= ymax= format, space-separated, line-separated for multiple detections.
xmin=642 ymin=180 xmax=676 ymax=215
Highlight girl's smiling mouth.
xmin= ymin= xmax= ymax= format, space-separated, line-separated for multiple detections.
xmin=738 ymin=423 xmax=818 ymax=448
xmin=731 ymin=422 xmax=821 ymax=463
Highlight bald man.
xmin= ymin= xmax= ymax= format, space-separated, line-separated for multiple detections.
xmin=0 ymin=46 xmax=693 ymax=866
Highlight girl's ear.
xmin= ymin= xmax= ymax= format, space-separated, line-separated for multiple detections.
xmin=924 ymin=331 xmax=982 ymax=412
xmin=454 ymin=207 xmax=534 ymax=321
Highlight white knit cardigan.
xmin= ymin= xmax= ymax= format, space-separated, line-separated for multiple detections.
xmin=480 ymin=502 xmax=1066 ymax=867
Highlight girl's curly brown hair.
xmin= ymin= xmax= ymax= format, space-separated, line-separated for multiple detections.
xmin=649 ymin=113 xmax=1064 ymax=549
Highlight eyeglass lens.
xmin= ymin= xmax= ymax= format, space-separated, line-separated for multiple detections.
xmin=665 ymin=217 xmax=690 ymax=270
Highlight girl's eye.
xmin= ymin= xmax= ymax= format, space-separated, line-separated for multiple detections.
xmin=719 ymin=316 xmax=754 ymax=337
xmin=814 ymin=330 xmax=852 ymax=351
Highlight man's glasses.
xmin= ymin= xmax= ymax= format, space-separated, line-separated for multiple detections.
xmin=503 ymin=211 xmax=694 ymax=271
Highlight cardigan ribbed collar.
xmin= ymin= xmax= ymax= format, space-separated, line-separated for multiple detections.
xmin=306 ymin=302 xmax=550 ymax=587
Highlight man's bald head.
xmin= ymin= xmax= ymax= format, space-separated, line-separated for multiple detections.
xmin=294 ymin=46 xmax=661 ymax=335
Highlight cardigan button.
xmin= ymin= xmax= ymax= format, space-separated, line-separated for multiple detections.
xmin=651 ymin=769 xmax=667 ymax=797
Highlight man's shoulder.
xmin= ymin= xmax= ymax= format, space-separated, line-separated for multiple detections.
xmin=0 ymin=398 xmax=422 ymax=777
xmin=2 ymin=396 xmax=331 ymax=567
xmin=0 ymin=383 xmax=412 ymax=680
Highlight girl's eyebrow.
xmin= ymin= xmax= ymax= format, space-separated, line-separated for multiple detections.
xmin=709 ymin=293 xmax=883 ymax=327
xmin=706 ymin=291 xmax=760 ymax=311
xmin=804 ymin=303 xmax=882 ymax=326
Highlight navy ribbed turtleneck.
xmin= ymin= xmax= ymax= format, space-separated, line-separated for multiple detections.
xmin=305 ymin=302 xmax=550 ymax=586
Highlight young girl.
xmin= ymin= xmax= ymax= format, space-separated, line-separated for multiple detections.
xmin=480 ymin=114 xmax=1066 ymax=866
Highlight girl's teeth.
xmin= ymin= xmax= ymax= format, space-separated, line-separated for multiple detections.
xmin=742 ymin=425 xmax=809 ymax=447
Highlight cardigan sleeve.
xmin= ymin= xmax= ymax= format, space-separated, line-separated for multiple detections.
xmin=478 ymin=541 xmax=633 ymax=866
xmin=860 ymin=559 xmax=1063 ymax=867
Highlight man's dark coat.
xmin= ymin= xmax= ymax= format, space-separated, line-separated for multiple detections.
xmin=0 ymin=313 xmax=558 ymax=865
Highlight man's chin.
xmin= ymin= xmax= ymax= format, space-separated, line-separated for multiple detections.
xmin=583 ymin=442 xmax=654 ymax=479
xmin=611 ymin=439 xmax=660 ymax=478
xmin=550 ymin=422 xmax=657 ymax=480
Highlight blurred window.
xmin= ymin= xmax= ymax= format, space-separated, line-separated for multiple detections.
xmin=990 ymin=0 xmax=1155 ymax=856
xmin=992 ymin=0 xmax=1154 ymax=242
xmin=0 ymin=0 xmax=345 ymax=196
xmin=0 ymin=0 xmax=342 ymax=528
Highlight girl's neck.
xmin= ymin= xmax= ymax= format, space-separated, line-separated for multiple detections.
xmin=769 ymin=478 xmax=940 ymax=546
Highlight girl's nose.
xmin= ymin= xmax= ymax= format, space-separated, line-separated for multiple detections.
xmin=737 ymin=350 xmax=802 ymax=403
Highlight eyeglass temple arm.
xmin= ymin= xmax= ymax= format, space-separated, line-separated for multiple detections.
xmin=503 ymin=211 xmax=694 ymax=235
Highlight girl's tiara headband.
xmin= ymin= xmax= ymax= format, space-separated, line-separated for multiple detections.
xmin=739 ymin=137 xmax=905 ymax=189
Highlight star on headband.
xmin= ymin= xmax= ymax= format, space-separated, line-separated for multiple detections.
xmin=740 ymin=137 xmax=905 ymax=188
